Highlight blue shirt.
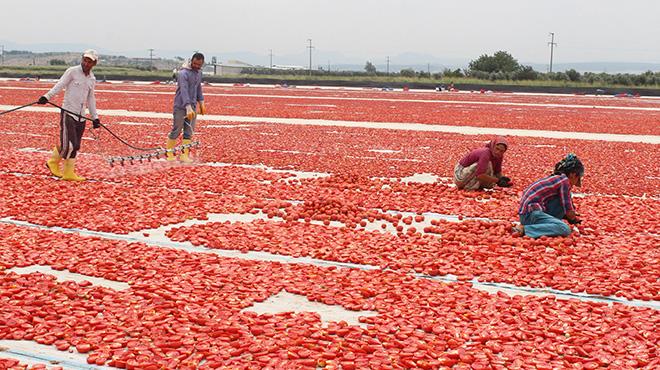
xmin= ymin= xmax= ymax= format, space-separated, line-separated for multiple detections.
xmin=518 ymin=174 xmax=575 ymax=215
xmin=173 ymin=68 xmax=204 ymax=110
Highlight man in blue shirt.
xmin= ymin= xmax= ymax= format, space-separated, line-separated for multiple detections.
xmin=166 ymin=52 xmax=206 ymax=162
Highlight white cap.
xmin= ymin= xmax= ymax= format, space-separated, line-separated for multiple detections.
xmin=82 ymin=49 xmax=99 ymax=62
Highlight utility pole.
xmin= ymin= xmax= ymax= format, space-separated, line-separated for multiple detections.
xmin=548 ymin=33 xmax=557 ymax=73
xmin=427 ymin=63 xmax=431 ymax=78
xmin=386 ymin=56 xmax=390 ymax=75
xmin=327 ymin=60 xmax=330 ymax=73
xmin=306 ymin=39 xmax=314 ymax=76
xmin=269 ymin=49 xmax=273 ymax=70
xmin=1 ymin=45 xmax=4 ymax=65
xmin=148 ymin=48 xmax=155 ymax=69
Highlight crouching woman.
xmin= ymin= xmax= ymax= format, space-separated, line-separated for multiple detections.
xmin=454 ymin=137 xmax=511 ymax=190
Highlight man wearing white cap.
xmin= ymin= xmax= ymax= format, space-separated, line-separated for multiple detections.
xmin=38 ymin=49 xmax=101 ymax=181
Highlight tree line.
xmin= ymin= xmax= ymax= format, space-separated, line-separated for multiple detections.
xmin=242 ymin=51 xmax=659 ymax=87
xmin=461 ymin=51 xmax=659 ymax=86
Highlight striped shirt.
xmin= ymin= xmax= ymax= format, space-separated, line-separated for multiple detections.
xmin=45 ymin=65 xmax=97 ymax=120
xmin=518 ymin=174 xmax=575 ymax=215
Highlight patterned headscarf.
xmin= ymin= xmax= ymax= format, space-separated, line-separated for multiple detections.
xmin=554 ymin=153 xmax=584 ymax=176
xmin=486 ymin=136 xmax=508 ymax=158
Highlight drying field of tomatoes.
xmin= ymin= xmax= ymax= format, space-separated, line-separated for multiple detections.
xmin=0 ymin=80 xmax=658 ymax=369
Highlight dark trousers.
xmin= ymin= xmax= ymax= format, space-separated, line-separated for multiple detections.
xmin=58 ymin=112 xmax=85 ymax=159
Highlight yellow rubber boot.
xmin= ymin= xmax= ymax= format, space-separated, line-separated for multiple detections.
xmin=46 ymin=146 xmax=62 ymax=177
xmin=61 ymin=159 xmax=85 ymax=181
xmin=179 ymin=139 xmax=193 ymax=163
xmin=166 ymin=139 xmax=177 ymax=161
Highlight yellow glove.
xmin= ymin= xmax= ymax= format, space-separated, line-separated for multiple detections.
xmin=198 ymin=101 xmax=206 ymax=115
xmin=185 ymin=105 xmax=196 ymax=121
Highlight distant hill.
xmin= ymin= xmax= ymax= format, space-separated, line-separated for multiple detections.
xmin=1 ymin=51 xmax=81 ymax=67
xmin=0 ymin=50 xmax=180 ymax=70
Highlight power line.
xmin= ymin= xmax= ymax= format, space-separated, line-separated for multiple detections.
xmin=548 ymin=33 xmax=557 ymax=73
xmin=269 ymin=49 xmax=273 ymax=70
xmin=148 ymin=48 xmax=155 ymax=69
xmin=306 ymin=39 xmax=314 ymax=76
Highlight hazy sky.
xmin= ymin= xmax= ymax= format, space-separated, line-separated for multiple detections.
xmin=2 ymin=0 xmax=659 ymax=64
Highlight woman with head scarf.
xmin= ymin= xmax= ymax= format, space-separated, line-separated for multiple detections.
xmin=514 ymin=153 xmax=584 ymax=238
xmin=454 ymin=137 xmax=512 ymax=190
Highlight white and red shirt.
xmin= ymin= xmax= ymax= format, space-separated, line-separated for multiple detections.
xmin=45 ymin=65 xmax=97 ymax=120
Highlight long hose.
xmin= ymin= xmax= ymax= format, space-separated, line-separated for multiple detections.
xmin=1 ymin=101 xmax=198 ymax=162
xmin=46 ymin=102 xmax=163 ymax=152
xmin=0 ymin=101 xmax=39 ymax=116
